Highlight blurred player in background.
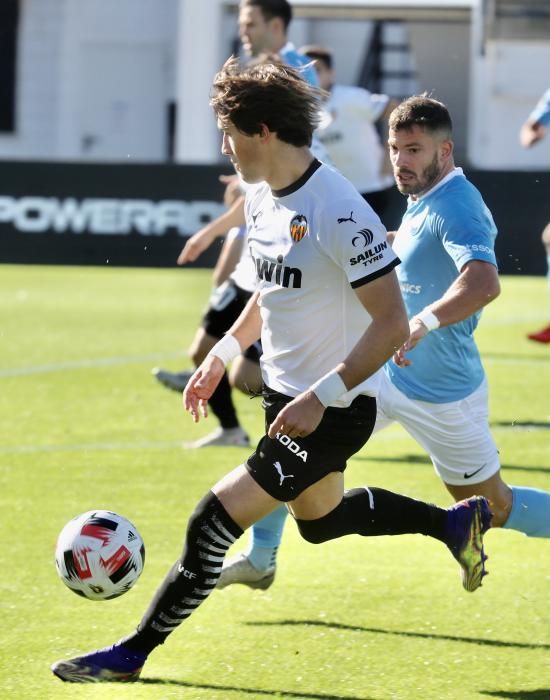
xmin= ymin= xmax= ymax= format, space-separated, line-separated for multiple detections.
xmin=301 ymin=44 xmax=397 ymax=226
xmin=519 ymin=87 xmax=550 ymax=344
xmin=218 ymin=94 xmax=550 ymax=591
xmin=52 ymin=59 xmax=490 ymax=684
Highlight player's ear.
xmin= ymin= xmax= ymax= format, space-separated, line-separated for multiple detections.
xmin=440 ymin=138 xmax=453 ymax=160
xmin=258 ymin=123 xmax=273 ymax=142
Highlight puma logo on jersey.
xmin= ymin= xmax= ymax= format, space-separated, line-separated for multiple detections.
xmin=273 ymin=461 xmax=295 ymax=485
xmin=338 ymin=211 xmax=356 ymax=224
xmin=275 ymin=432 xmax=308 ymax=462
xmin=252 ymin=254 xmax=302 ymax=288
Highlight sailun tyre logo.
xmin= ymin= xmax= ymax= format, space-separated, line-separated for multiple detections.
xmin=352 ymin=228 xmax=374 ymax=248
xmin=290 ymin=214 xmax=308 ymax=242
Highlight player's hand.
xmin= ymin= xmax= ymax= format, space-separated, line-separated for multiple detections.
xmin=392 ymin=316 xmax=429 ymax=367
xmin=267 ymin=391 xmax=325 ymax=439
xmin=177 ymin=229 xmax=213 ymax=265
xmin=183 ymin=356 xmax=225 ymax=422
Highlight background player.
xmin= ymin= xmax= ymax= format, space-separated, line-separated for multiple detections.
xmin=519 ymin=87 xmax=550 ymax=344
xmin=301 ymin=44 xmax=397 ymax=226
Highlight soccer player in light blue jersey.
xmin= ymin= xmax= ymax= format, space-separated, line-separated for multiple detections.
xmin=219 ymin=94 xmax=550 ymax=591
xmin=519 ymin=88 xmax=550 ymax=344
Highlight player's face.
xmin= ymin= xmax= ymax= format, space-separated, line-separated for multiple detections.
xmin=218 ymin=119 xmax=265 ymax=183
xmin=238 ymin=6 xmax=274 ymax=56
xmin=313 ymin=61 xmax=334 ymax=92
xmin=388 ymin=125 xmax=451 ymax=197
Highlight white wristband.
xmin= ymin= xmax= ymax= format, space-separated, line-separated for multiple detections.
xmin=208 ymin=334 xmax=241 ymax=366
xmin=310 ymin=369 xmax=348 ymax=408
xmin=416 ymin=308 xmax=440 ymax=332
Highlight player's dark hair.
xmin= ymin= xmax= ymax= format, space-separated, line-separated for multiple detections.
xmin=300 ymin=45 xmax=333 ymax=70
xmin=240 ymin=0 xmax=292 ymax=30
xmin=389 ymin=95 xmax=453 ymax=139
xmin=211 ymin=56 xmax=321 ymax=147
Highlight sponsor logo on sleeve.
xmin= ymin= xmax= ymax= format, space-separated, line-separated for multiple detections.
xmin=352 ymin=228 xmax=374 ymax=248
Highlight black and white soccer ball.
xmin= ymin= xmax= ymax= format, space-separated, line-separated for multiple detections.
xmin=55 ymin=510 xmax=145 ymax=601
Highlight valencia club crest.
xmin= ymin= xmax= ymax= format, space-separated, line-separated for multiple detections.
xmin=290 ymin=214 xmax=308 ymax=243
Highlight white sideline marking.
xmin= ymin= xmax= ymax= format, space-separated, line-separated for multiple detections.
xmin=1 ymin=423 xmax=548 ymax=455
xmin=1 ymin=351 xmax=546 ymax=379
xmin=0 ymin=351 xmax=185 ymax=377
xmin=0 ymin=440 xmax=184 ymax=454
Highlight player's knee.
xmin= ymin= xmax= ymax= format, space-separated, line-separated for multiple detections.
xmin=296 ymin=517 xmax=333 ymax=544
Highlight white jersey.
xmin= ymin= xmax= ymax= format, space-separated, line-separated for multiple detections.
xmin=317 ymin=85 xmax=393 ymax=194
xmin=228 ymin=225 xmax=257 ymax=293
xmin=245 ymin=159 xmax=400 ymax=406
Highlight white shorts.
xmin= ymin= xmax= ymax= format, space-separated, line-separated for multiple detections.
xmin=375 ymin=372 xmax=500 ymax=486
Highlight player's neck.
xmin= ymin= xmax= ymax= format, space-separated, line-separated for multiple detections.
xmin=263 ymin=146 xmax=315 ymax=191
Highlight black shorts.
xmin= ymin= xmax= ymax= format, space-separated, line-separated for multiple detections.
xmin=246 ymin=388 xmax=377 ymax=501
xmin=202 ymin=280 xmax=261 ymax=363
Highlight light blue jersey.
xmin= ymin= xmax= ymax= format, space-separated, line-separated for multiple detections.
xmin=385 ymin=168 xmax=498 ymax=403
xmin=528 ymin=88 xmax=550 ymax=127
xmin=279 ymin=42 xmax=318 ymax=87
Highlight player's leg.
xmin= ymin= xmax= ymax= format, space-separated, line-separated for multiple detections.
xmin=239 ymin=390 xmax=490 ymax=592
xmin=51 ymin=465 xmax=281 ymax=683
xmin=228 ymin=350 xmax=262 ymax=396
xmin=217 ymin=383 xmax=398 ymax=590
xmin=527 ymin=222 xmax=550 ymax=343
xmin=183 ymin=326 xmax=249 ymax=447
xmin=171 ymin=282 xmax=251 ymax=447
xmin=387 ymin=375 xmax=550 ymax=537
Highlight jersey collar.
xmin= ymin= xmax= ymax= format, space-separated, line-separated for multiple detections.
xmin=271 ymin=158 xmax=322 ymax=198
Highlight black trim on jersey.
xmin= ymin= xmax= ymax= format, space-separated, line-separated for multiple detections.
xmin=271 ymin=159 xmax=322 ymax=198
xmin=350 ymin=257 xmax=401 ymax=289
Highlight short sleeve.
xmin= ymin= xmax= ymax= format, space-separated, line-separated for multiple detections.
xmin=315 ymin=197 xmax=400 ymax=288
xmin=436 ymin=197 xmax=498 ymax=272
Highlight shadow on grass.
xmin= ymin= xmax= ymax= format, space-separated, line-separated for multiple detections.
xmin=480 ymin=691 xmax=550 ymax=699
xmin=354 ymin=453 xmax=550 ymax=475
xmin=139 ymin=678 xmax=373 ymax=699
xmin=246 ymin=620 xmax=550 ymax=651
xmin=491 ymin=421 xmax=550 ymax=431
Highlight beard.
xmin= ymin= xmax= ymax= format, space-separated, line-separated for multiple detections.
xmin=396 ymin=153 xmax=441 ymax=196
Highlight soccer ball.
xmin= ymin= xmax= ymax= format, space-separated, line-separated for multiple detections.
xmin=55 ymin=510 xmax=145 ymax=601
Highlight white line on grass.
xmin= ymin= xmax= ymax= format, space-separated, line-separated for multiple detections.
xmin=1 ymin=423 xmax=548 ymax=455
xmin=1 ymin=351 xmax=546 ymax=379
xmin=0 ymin=351 xmax=185 ymax=377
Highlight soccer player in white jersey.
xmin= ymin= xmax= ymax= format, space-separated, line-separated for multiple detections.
xmin=153 ymin=0 xmax=326 ymax=447
xmin=519 ymin=87 xmax=550 ymax=344
xmin=51 ymin=60 xmax=491 ymax=684
xmin=301 ymin=45 xmax=397 ymax=224
xmin=219 ymin=93 xmax=550 ymax=592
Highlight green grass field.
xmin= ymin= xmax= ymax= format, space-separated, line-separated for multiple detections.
xmin=1 ymin=264 xmax=549 ymax=700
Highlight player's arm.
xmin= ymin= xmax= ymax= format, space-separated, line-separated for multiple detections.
xmin=183 ymin=291 xmax=262 ymax=422
xmin=393 ymin=260 xmax=500 ymax=366
xmin=268 ymin=270 xmax=408 ymax=439
xmin=177 ymin=195 xmax=245 ymax=265
xmin=212 ymin=231 xmax=245 ymax=287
